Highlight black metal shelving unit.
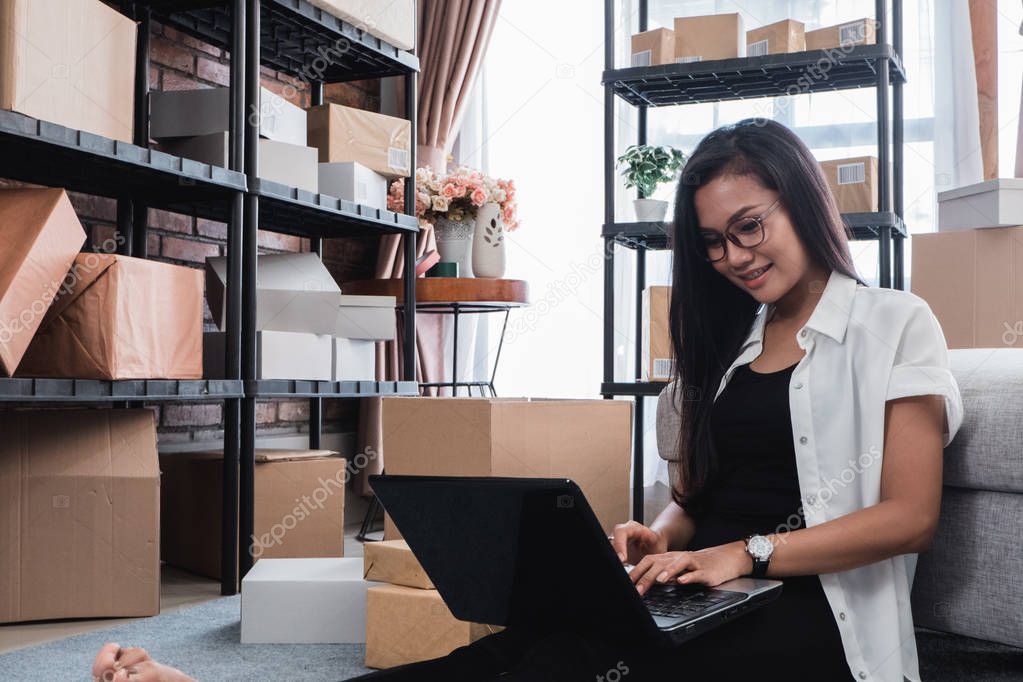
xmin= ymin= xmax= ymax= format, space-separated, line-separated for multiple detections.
xmin=602 ymin=1 xmax=906 ymax=522
xmin=0 ymin=0 xmax=420 ymax=597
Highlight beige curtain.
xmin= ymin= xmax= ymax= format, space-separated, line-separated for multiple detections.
xmin=354 ymin=0 xmax=503 ymax=499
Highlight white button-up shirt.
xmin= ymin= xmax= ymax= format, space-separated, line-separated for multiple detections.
xmin=714 ymin=269 xmax=964 ymax=682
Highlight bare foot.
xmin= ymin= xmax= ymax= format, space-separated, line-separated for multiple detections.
xmin=92 ymin=642 xmax=197 ymax=681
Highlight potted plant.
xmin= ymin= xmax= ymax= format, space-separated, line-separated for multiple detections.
xmin=616 ymin=144 xmax=686 ymax=222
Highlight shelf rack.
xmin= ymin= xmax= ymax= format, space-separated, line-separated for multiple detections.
xmin=602 ymin=1 xmax=907 ymax=522
xmin=0 ymin=0 xmax=420 ymax=596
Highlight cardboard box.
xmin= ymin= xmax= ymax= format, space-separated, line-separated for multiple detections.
xmin=206 ymin=252 xmax=342 ymax=335
xmin=0 ymin=0 xmax=136 ymax=142
xmin=0 ymin=188 xmax=87 ymax=376
xmin=805 ymin=18 xmax=876 ymax=51
xmin=307 ymin=104 xmax=412 ymax=178
xmin=161 ymin=133 xmax=319 ymax=193
xmin=305 ymin=0 xmax=415 ymax=50
xmin=204 ymin=330 xmax=333 ymax=381
xmin=241 ymin=558 xmax=386 ymax=643
xmin=363 ymin=539 xmax=434 ymax=589
xmin=911 ymin=227 xmax=1023 ymax=349
xmin=18 ymin=254 xmax=203 ymax=379
xmin=937 ymin=178 xmax=1023 ymax=231
xmin=333 ymin=336 xmax=377 ymax=381
xmin=337 ymin=294 xmax=397 ymax=340
xmin=319 ymin=161 xmax=388 ymax=209
xmin=630 ymin=28 xmax=675 ymax=66
xmin=161 ymin=449 xmax=346 ymax=580
xmin=150 ymin=87 xmax=307 ymax=146
xmin=746 ymin=19 xmax=805 ymax=56
xmin=0 ymin=409 xmax=159 ymax=623
xmin=819 ymin=156 xmax=878 ymax=213
xmin=674 ymin=13 xmax=744 ymax=63
xmin=381 ymin=397 xmax=631 ymax=541
xmin=642 ymin=286 xmax=673 ymax=381
xmin=365 ymin=585 xmax=504 ymax=669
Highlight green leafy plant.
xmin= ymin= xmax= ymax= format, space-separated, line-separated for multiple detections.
xmin=616 ymin=144 xmax=687 ymax=199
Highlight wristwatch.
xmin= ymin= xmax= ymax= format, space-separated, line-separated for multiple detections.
xmin=744 ymin=534 xmax=774 ymax=578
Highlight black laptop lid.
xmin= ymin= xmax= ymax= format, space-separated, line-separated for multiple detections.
xmin=369 ymin=474 xmax=660 ymax=639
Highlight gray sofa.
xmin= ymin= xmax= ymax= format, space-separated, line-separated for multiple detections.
xmin=655 ymin=348 xmax=1023 ymax=679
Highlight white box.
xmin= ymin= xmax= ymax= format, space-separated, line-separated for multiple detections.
xmin=304 ymin=0 xmax=415 ymax=50
xmin=937 ymin=178 xmax=1023 ymax=231
xmin=241 ymin=557 xmax=386 ymax=644
xmin=333 ymin=337 xmax=377 ymax=381
xmin=206 ymin=253 xmax=343 ymax=335
xmin=337 ymin=294 xmax=397 ymax=340
xmin=204 ymin=330 xmax=333 ymax=380
xmin=160 ymin=133 xmax=318 ymax=193
xmin=318 ymin=162 xmax=388 ymax=209
xmin=150 ymin=86 xmax=307 ymax=145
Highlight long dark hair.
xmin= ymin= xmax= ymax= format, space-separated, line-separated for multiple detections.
xmin=666 ymin=118 xmax=865 ymax=516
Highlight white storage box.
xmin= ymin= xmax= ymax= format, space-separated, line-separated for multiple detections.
xmin=204 ymin=330 xmax=333 ymax=381
xmin=150 ymin=86 xmax=307 ymax=145
xmin=333 ymin=336 xmax=377 ymax=381
xmin=305 ymin=0 xmax=415 ymax=50
xmin=161 ymin=133 xmax=318 ymax=193
xmin=937 ymin=178 xmax=1023 ymax=231
xmin=337 ymin=294 xmax=397 ymax=340
xmin=319 ymin=161 xmax=388 ymax=209
xmin=241 ymin=557 xmax=386 ymax=644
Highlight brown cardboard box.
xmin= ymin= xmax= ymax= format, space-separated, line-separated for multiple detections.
xmin=819 ymin=156 xmax=878 ymax=213
xmin=642 ymin=286 xmax=673 ymax=381
xmin=363 ymin=539 xmax=434 ymax=589
xmin=805 ymin=18 xmax=876 ymax=51
xmin=631 ymin=28 xmax=675 ymax=66
xmin=0 ymin=409 xmax=159 ymax=623
xmin=674 ymin=13 xmax=744 ymax=62
xmin=0 ymin=0 xmax=136 ymax=142
xmin=0 ymin=188 xmax=86 ymax=376
xmin=365 ymin=585 xmax=504 ymax=669
xmin=160 ymin=449 xmax=346 ymax=580
xmin=380 ymin=397 xmax=631 ymax=541
xmin=17 ymin=254 xmax=203 ymax=379
xmin=307 ymin=104 xmax=411 ymax=178
xmin=304 ymin=0 xmax=415 ymax=50
xmin=911 ymin=227 xmax=1023 ymax=349
xmin=746 ymin=19 xmax=806 ymax=56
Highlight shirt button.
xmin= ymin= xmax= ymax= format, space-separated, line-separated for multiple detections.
xmin=799 ymin=329 xmax=808 ymax=337
xmin=808 ymin=494 xmax=817 ymax=505
xmin=799 ymin=436 xmax=808 ymax=444
xmin=858 ymin=672 xmax=867 ymax=679
xmin=839 ymin=611 xmax=846 ymax=620
xmin=793 ymin=382 xmax=803 ymax=389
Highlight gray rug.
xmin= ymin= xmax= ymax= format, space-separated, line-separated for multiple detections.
xmin=0 ymin=596 xmax=373 ymax=681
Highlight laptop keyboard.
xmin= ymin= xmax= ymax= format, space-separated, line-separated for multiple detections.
xmin=642 ymin=583 xmax=745 ymax=619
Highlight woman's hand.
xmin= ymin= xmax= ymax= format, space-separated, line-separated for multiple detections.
xmin=628 ymin=540 xmax=751 ymax=595
xmin=609 ymin=520 xmax=668 ymax=566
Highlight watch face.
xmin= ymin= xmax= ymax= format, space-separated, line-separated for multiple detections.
xmin=748 ymin=535 xmax=773 ymax=560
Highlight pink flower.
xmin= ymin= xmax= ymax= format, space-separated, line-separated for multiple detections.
xmin=441 ymin=183 xmax=457 ymax=198
xmin=470 ymin=189 xmax=487 ymax=206
xmin=502 ymin=204 xmax=516 ymax=224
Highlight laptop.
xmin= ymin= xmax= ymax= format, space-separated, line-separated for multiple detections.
xmin=368 ymin=474 xmax=783 ymax=647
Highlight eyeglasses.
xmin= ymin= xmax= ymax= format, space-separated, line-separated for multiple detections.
xmin=700 ymin=198 xmax=782 ymax=263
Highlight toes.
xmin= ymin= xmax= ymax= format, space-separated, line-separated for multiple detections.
xmin=116 ymin=647 xmax=150 ymax=668
xmin=92 ymin=643 xmax=120 ymax=678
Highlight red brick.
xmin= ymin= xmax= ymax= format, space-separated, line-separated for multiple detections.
xmin=147 ymin=233 xmax=161 ymax=256
xmin=162 ymin=236 xmax=219 ymax=263
xmin=163 ymin=26 xmax=221 ymax=57
xmin=197 ymin=218 xmax=227 ymax=240
xmin=162 ymin=71 xmax=202 ymax=91
xmin=163 ymin=404 xmax=221 ymax=427
xmin=257 ymin=230 xmax=302 ymax=253
xmin=325 ymin=82 xmax=378 ymax=109
xmin=90 ymin=224 xmax=116 ymax=251
xmin=151 ymin=36 xmax=195 ymax=74
xmin=148 ymin=208 xmax=194 ymax=234
xmin=68 ymin=192 xmax=117 ymax=221
xmin=278 ymin=400 xmax=309 ymax=422
xmin=196 ymin=57 xmax=230 ymax=87
xmin=149 ymin=66 xmax=160 ymax=90
xmin=256 ymin=402 xmax=277 ymax=424
xmin=261 ymin=78 xmax=305 ymax=109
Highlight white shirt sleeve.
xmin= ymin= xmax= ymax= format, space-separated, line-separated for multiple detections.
xmin=885 ymin=298 xmax=964 ymax=447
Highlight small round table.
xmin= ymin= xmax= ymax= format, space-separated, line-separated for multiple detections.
xmin=342 ymin=277 xmax=530 ymax=396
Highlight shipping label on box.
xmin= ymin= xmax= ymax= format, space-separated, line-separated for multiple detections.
xmin=819 ymin=156 xmax=879 ymax=213
xmin=805 ymin=18 xmax=876 ymax=51
xmin=307 ymin=104 xmax=411 ymax=178
xmin=642 ymin=286 xmax=673 ymax=381
xmin=674 ymin=13 xmax=744 ymax=62
xmin=631 ymin=28 xmax=675 ymax=66
xmin=746 ymin=19 xmax=806 ymax=56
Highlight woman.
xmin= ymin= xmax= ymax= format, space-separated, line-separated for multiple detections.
xmin=92 ymin=118 xmax=962 ymax=682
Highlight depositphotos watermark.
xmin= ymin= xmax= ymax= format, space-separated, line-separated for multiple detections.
xmin=250 ymin=446 xmax=378 ymax=558
xmin=595 ymin=660 xmax=630 ymax=682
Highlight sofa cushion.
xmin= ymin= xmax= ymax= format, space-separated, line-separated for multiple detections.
xmin=947 ymin=349 xmax=1023 ymax=494
xmin=916 ymin=627 xmax=1023 ymax=681
xmin=911 ymin=487 xmax=1023 ymax=647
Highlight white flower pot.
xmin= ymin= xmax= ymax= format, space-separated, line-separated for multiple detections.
xmin=472 ymin=202 xmax=506 ymax=278
xmin=433 ymin=216 xmax=475 ymax=277
xmin=634 ymin=198 xmax=668 ymax=222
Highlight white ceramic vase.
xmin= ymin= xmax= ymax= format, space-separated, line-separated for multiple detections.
xmin=472 ymin=202 xmax=506 ymax=278
xmin=634 ymin=198 xmax=668 ymax=222
xmin=433 ymin=215 xmax=475 ymax=277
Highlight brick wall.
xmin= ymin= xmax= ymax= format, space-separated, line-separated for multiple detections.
xmin=3 ymin=19 xmax=390 ymax=448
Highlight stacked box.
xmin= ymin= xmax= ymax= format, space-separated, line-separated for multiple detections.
xmin=674 ymin=13 xmax=744 ymax=62
xmin=819 ymin=156 xmax=878 ymax=213
xmin=746 ymin=19 xmax=806 ymax=56
xmin=642 ymin=285 xmax=673 ymax=381
xmin=805 ymin=18 xmax=876 ymax=50
xmin=630 ymin=28 xmax=675 ymax=66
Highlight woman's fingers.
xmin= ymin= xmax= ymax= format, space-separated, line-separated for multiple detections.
xmin=630 ymin=553 xmax=700 ymax=595
xmin=114 ymin=647 xmax=150 ymax=668
xmin=611 ymin=521 xmax=655 ymax=564
xmin=92 ymin=643 xmax=120 ymax=679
